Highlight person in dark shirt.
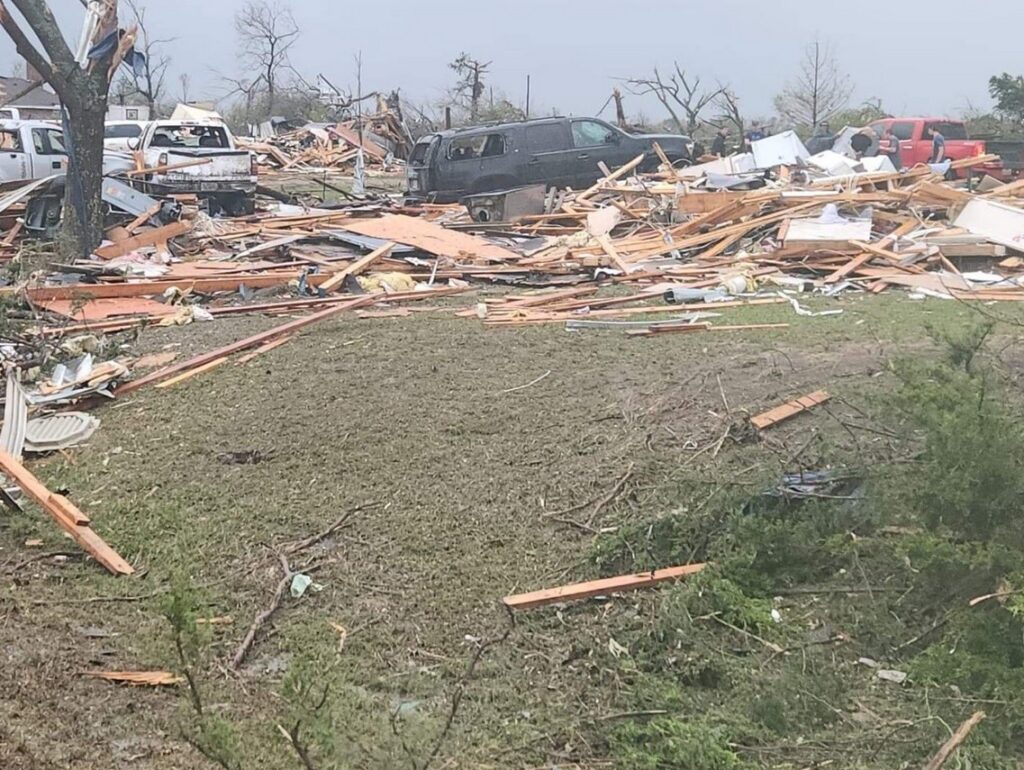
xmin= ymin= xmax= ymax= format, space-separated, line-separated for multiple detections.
xmin=882 ymin=126 xmax=902 ymax=170
xmin=711 ymin=127 xmax=729 ymax=157
xmin=744 ymin=123 xmax=766 ymax=148
xmin=928 ymin=127 xmax=946 ymax=163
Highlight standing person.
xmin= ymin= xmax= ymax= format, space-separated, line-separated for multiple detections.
xmin=882 ymin=126 xmax=902 ymax=170
xmin=928 ymin=126 xmax=946 ymax=163
xmin=711 ymin=127 xmax=729 ymax=157
xmin=745 ymin=123 xmax=765 ymax=148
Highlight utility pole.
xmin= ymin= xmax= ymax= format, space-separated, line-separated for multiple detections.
xmin=525 ymin=74 xmax=530 ymax=119
xmin=352 ymin=50 xmax=365 ymax=195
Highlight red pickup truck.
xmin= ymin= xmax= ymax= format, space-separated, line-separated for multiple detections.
xmin=867 ymin=117 xmax=1007 ymax=178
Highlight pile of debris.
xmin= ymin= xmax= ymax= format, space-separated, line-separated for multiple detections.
xmin=2 ymin=127 xmax=1024 ymax=574
xmin=242 ymin=109 xmax=410 ymax=174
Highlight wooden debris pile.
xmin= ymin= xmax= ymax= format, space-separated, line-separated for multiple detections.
xmin=243 ymin=115 xmax=407 ymax=173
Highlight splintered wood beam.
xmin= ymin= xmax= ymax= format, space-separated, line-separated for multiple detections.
xmin=503 ymin=563 xmax=707 ymax=610
xmin=0 ymin=450 xmax=133 ymax=575
xmin=750 ymin=391 xmax=831 ymax=431
xmin=319 ymin=242 xmax=395 ymax=293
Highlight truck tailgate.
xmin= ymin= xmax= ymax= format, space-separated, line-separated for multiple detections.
xmin=148 ymin=149 xmax=252 ymax=180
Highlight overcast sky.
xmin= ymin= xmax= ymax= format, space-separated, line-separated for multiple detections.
xmin=2 ymin=0 xmax=1020 ymax=122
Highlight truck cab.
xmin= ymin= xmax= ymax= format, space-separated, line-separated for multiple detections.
xmin=407 ymin=117 xmax=694 ymax=203
xmin=128 ymin=119 xmax=258 ymax=215
xmin=868 ymin=117 xmax=1002 ymax=177
xmin=0 ymin=120 xmax=68 ymax=181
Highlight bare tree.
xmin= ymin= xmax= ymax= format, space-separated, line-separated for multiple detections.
xmin=0 ymin=0 xmax=121 ymax=255
xmin=114 ymin=0 xmax=171 ymax=116
xmin=714 ymin=86 xmax=745 ymax=138
xmin=449 ymin=52 xmax=490 ymax=123
xmin=774 ymin=38 xmax=853 ymax=129
xmin=235 ymin=0 xmax=299 ymax=113
xmin=624 ymin=63 xmax=725 ymax=134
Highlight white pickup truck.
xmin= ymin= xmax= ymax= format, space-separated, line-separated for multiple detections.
xmin=0 ymin=120 xmax=70 ymax=180
xmin=127 ymin=119 xmax=257 ymax=215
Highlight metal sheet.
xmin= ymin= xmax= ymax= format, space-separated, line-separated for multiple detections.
xmin=0 ymin=375 xmax=28 ymax=459
xmin=102 ymin=176 xmax=161 ymax=216
xmin=321 ymin=229 xmax=414 ymax=254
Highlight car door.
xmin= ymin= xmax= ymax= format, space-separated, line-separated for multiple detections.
xmin=569 ymin=119 xmax=630 ymax=187
xmin=29 ymin=127 xmax=67 ymax=178
xmin=433 ymin=133 xmax=486 ymax=199
xmin=0 ymin=128 xmax=28 ymax=181
xmin=522 ymin=121 xmax=574 ymax=189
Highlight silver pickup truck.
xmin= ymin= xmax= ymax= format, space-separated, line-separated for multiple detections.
xmin=125 ymin=120 xmax=257 ymax=215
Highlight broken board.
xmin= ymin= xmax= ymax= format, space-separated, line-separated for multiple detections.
xmin=750 ymin=390 xmax=831 ymax=431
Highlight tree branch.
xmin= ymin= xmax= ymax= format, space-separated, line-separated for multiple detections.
xmin=10 ymin=0 xmax=77 ymax=71
xmin=0 ymin=2 xmax=56 ymax=86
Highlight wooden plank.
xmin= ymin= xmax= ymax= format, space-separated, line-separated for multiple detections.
xmin=922 ymin=712 xmax=985 ymax=770
xmin=0 ymin=449 xmax=134 ymax=575
xmin=155 ymin=356 xmax=230 ymax=389
xmin=824 ymin=252 xmax=873 ymax=284
xmin=114 ymin=295 xmax=376 ymax=396
xmin=751 ymin=391 xmax=831 ymax=431
xmin=319 ymin=242 xmax=395 ymax=292
xmin=575 ymin=153 xmax=646 ymax=203
xmin=123 ymin=203 xmax=163 ymax=233
xmin=94 ymin=221 xmax=192 ymax=260
xmin=124 ymin=158 xmax=213 ymax=177
xmin=235 ymin=335 xmax=293 ymax=365
xmin=595 ymin=234 xmax=631 ymax=274
xmin=503 ymin=563 xmax=707 ymax=610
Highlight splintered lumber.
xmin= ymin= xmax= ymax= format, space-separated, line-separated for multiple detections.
xmin=235 ymin=335 xmax=293 ymax=364
xmin=84 ymin=671 xmax=183 ymax=686
xmin=94 ymin=220 xmax=192 ymax=259
xmin=319 ymin=241 xmax=395 ymax=292
xmin=155 ymin=356 xmax=230 ymax=389
xmin=115 ymin=295 xmax=375 ymax=395
xmin=824 ymin=252 xmax=873 ymax=284
xmin=0 ymin=449 xmax=133 ymax=575
xmin=124 ymin=157 xmax=213 ymax=177
xmin=340 ymin=214 xmax=520 ymax=261
xmin=922 ymin=712 xmax=985 ymax=770
xmin=576 ymin=153 xmax=646 ymax=203
xmin=503 ymin=563 xmax=707 ymax=610
xmin=751 ymin=390 xmax=831 ymax=430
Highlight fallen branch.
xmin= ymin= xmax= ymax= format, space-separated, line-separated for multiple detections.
xmin=231 ymin=554 xmax=293 ymax=670
xmin=500 ymin=369 xmax=551 ymax=394
xmin=281 ymin=502 xmax=378 ymax=555
xmin=922 ymin=711 xmax=985 ymax=770
xmin=586 ymin=462 xmax=635 ymax=526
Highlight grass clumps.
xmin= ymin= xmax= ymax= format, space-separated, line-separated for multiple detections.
xmin=589 ymin=322 xmax=1024 ymax=768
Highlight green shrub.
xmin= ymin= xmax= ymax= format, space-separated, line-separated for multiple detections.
xmin=610 ymin=718 xmax=749 ymax=770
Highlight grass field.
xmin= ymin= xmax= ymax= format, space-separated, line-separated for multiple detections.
xmin=2 ymin=292 xmax=1023 ymax=769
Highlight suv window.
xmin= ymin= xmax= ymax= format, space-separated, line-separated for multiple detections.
xmin=922 ymin=122 xmax=967 ymax=140
xmin=446 ymin=133 xmax=506 ymax=161
xmin=525 ymin=122 xmax=569 ymax=152
xmin=410 ymin=137 xmax=437 ymax=164
xmin=572 ymin=120 xmax=616 ymax=147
